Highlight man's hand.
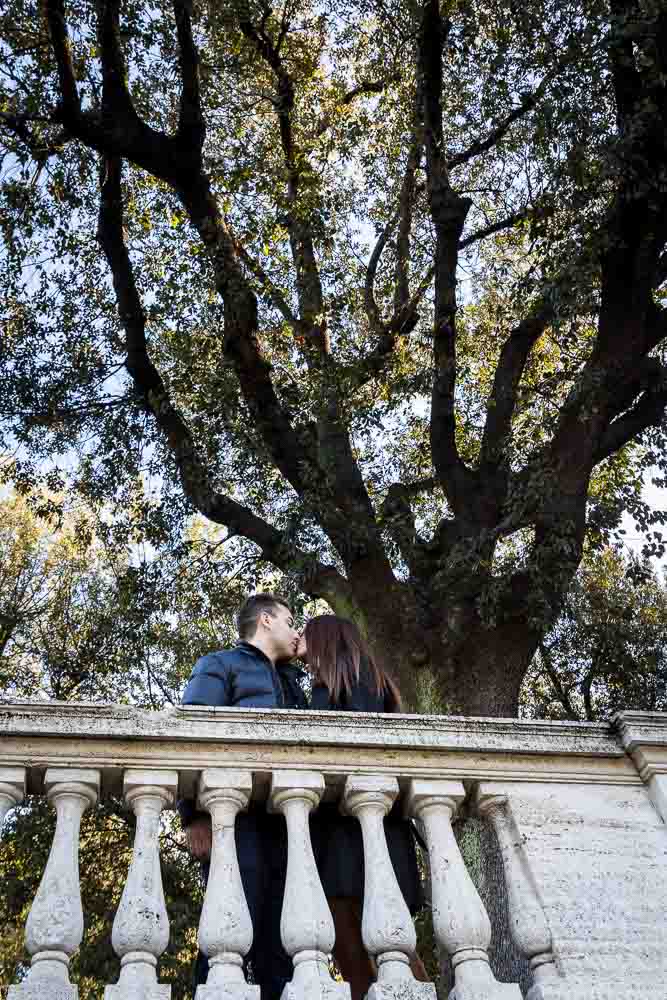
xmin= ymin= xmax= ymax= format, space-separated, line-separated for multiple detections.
xmin=185 ymin=816 xmax=212 ymax=860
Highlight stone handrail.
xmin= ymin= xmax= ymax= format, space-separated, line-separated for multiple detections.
xmin=1 ymin=700 xmax=666 ymax=1000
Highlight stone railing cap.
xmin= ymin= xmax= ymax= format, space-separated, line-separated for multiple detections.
xmin=613 ymin=711 xmax=667 ymax=751
xmin=0 ymin=698 xmax=625 ymax=757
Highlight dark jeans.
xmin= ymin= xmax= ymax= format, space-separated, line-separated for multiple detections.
xmin=194 ymin=811 xmax=293 ymax=1000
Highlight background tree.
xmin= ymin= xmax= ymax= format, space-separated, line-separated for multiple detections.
xmin=0 ymin=795 xmax=201 ymax=1000
xmin=0 ymin=488 xmax=230 ymax=1000
xmin=521 ymin=545 xmax=667 ymax=721
xmin=1 ymin=0 xmax=667 ymax=715
xmin=0 ymin=483 xmax=279 ymax=702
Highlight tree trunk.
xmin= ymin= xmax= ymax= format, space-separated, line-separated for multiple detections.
xmin=368 ymin=618 xmax=538 ymax=718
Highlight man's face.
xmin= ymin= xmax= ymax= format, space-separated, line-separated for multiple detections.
xmin=266 ymin=604 xmax=299 ymax=659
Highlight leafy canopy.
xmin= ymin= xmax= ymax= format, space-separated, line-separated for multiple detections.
xmin=1 ymin=0 xmax=667 ymax=712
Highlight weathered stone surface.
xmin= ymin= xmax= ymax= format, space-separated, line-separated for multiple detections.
xmin=196 ymin=985 xmax=259 ymax=1000
xmin=104 ymin=769 xmax=177 ymax=1000
xmin=407 ymin=781 xmax=521 ymax=1000
xmin=0 ymin=765 xmax=25 ymax=826
xmin=0 ymin=701 xmax=637 ymax=804
xmin=0 ymin=698 xmax=625 ymax=756
xmin=2 ymin=703 xmax=667 ymax=997
xmin=344 ymin=777 xmax=437 ymax=1000
xmin=367 ymin=981 xmax=436 ymax=1000
xmin=8 ymin=984 xmax=79 ymax=1000
xmin=614 ymin=710 xmax=667 ymax=822
xmin=477 ymin=790 xmax=558 ymax=982
xmin=270 ymin=771 xmax=350 ymax=1000
xmin=105 ymin=988 xmax=170 ymax=1000
xmin=9 ymin=770 xmax=99 ymax=999
xmin=196 ymin=769 xmax=259 ymax=1000
xmin=478 ymin=779 xmax=667 ymax=995
xmin=281 ymin=956 xmax=350 ymax=1000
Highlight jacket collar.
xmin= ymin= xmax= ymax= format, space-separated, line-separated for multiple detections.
xmin=235 ymin=640 xmax=306 ymax=680
xmin=235 ymin=640 xmax=274 ymax=666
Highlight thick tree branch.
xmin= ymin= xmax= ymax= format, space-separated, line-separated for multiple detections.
xmin=364 ymin=208 xmax=400 ymax=335
xmin=394 ymin=139 xmax=421 ymax=316
xmin=447 ymin=62 xmax=566 ymax=170
xmin=594 ymin=372 xmax=667 ymax=463
xmin=581 ymin=667 xmax=595 ymax=722
xmin=233 ymin=239 xmax=301 ymax=331
xmin=44 ymin=0 xmax=80 ymax=112
xmin=237 ymin=10 xmax=391 ymax=565
xmin=96 ymin=0 xmax=136 ymax=118
xmin=95 ymin=153 xmax=350 ymax=604
xmin=44 ymin=0 xmax=182 ymax=182
xmin=179 ymin=177 xmax=387 ymax=569
xmin=379 ymin=483 xmax=420 ymax=572
xmin=38 ymin=0 xmax=406 ymax=586
xmin=363 ymin=126 xmax=422 ymax=357
xmin=544 ymin=4 xmax=667 ymax=486
xmin=608 ymin=0 xmax=644 ymax=128
xmin=460 ymin=201 xmax=553 ymax=251
xmin=177 ymin=178 xmax=312 ymax=498
xmin=479 ymin=300 xmax=555 ymax=468
xmin=389 ymin=200 xmax=553 ymax=337
xmin=173 ymin=0 xmax=205 ymax=152
xmin=41 ymin=0 xmax=374 ymax=568
xmin=239 ymin=14 xmax=327 ymax=353
xmin=419 ymin=0 xmax=472 ymax=506
xmin=0 ymin=113 xmax=69 ymax=160
xmin=315 ymin=74 xmax=401 ymax=137
xmin=341 ymin=76 xmax=399 ymax=107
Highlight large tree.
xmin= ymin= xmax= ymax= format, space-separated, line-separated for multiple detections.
xmin=2 ymin=0 xmax=667 ymax=714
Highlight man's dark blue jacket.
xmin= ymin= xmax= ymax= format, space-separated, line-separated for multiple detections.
xmin=178 ymin=641 xmax=308 ymax=827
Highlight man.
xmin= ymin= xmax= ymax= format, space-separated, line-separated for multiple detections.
xmin=178 ymin=593 xmax=307 ymax=999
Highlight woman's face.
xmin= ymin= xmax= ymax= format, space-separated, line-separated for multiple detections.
xmin=295 ymin=632 xmax=308 ymax=661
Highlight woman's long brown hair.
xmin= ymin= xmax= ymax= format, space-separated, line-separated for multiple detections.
xmin=304 ymin=615 xmax=402 ymax=712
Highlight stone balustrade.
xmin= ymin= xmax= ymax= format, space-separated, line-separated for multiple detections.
xmin=1 ymin=701 xmax=666 ymax=999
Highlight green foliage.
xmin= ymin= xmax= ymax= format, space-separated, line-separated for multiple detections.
xmin=0 ymin=483 xmax=319 ymax=704
xmin=521 ymin=545 xmax=667 ymax=721
xmin=1 ymin=0 xmax=666 ymax=711
xmin=0 ymin=798 xmax=201 ymax=999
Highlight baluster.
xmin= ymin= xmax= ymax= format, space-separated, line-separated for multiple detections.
xmin=269 ymin=770 xmax=350 ymax=1000
xmin=343 ymin=775 xmax=436 ymax=1000
xmin=477 ymin=790 xmax=562 ymax=1000
xmin=105 ymin=768 xmax=178 ymax=1000
xmin=0 ymin=766 xmax=26 ymax=827
xmin=195 ymin=768 xmax=259 ymax=1000
xmin=406 ymin=779 xmax=520 ymax=1000
xmin=9 ymin=767 xmax=100 ymax=1000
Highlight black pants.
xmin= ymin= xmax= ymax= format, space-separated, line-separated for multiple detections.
xmin=194 ymin=811 xmax=293 ymax=1000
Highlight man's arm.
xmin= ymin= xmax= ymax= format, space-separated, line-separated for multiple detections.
xmin=182 ymin=651 xmax=234 ymax=706
xmin=178 ymin=651 xmax=234 ymax=859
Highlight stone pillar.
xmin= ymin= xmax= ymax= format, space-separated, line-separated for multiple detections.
xmin=614 ymin=711 xmax=667 ymax=824
xmin=343 ymin=775 xmax=436 ymax=1000
xmin=105 ymin=768 xmax=178 ymax=1000
xmin=0 ymin=766 xmax=26 ymax=826
xmin=406 ymin=779 xmax=520 ymax=1000
xmin=477 ymin=790 xmax=562 ymax=1000
xmin=195 ymin=768 xmax=259 ymax=1000
xmin=9 ymin=767 xmax=100 ymax=1000
xmin=269 ymin=770 xmax=350 ymax=1000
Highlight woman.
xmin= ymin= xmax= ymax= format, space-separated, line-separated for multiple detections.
xmin=297 ymin=615 xmax=428 ymax=1000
